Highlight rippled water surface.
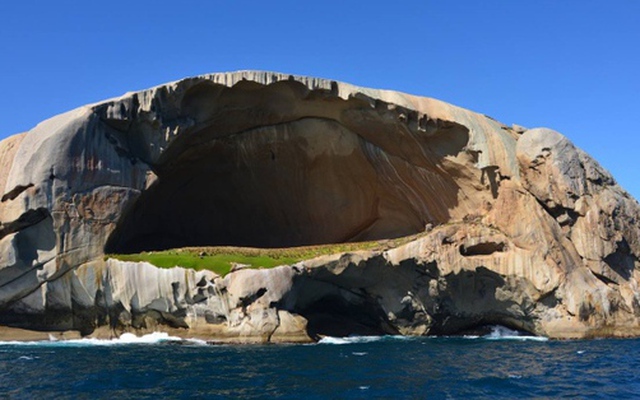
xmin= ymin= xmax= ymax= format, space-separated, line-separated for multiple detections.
xmin=2 ymin=330 xmax=640 ymax=399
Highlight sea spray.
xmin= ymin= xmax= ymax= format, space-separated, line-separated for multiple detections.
xmin=482 ymin=325 xmax=549 ymax=342
xmin=0 ymin=332 xmax=207 ymax=347
xmin=316 ymin=326 xmax=548 ymax=345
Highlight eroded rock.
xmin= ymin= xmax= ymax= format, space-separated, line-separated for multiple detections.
xmin=1 ymin=71 xmax=640 ymax=341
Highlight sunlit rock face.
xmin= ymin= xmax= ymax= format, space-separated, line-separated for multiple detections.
xmin=1 ymin=71 xmax=640 ymax=341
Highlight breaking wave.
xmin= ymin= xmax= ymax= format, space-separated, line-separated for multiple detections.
xmin=480 ymin=325 xmax=549 ymax=341
xmin=0 ymin=332 xmax=207 ymax=347
xmin=317 ymin=335 xmax=413 ymax=345
xmin=316 ymin=326 xmax=547 ymax=345
xmin=0 ymin=325 xmax=547 ymax=347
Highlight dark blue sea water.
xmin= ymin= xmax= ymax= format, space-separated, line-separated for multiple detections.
xmin=2 ymin=328 xmax=640 ymax=399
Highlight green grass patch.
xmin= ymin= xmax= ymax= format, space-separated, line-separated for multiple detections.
xmin=106 ymin=232 xmax=425 ymax=276
xmin=108 ymin=252 xmax=299 ymax=276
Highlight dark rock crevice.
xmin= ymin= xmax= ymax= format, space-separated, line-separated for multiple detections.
xmin=0 ymin=208 xmax=50 ymax=241
xmin=459 ymin=241 xmax=506 ymax=256
xmin=591 ymin=270 xmax=619 ymax=286
xmin=603 ymin=238 xmax=636 ymax=281
xmin=1 ymin=183 xmax=34 ymax=202
xmin=419 ymin=267 xmax=536 ymax=336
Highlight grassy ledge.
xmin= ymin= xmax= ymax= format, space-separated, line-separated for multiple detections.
xmin=105 ymin=233 xmax=425 ymax=276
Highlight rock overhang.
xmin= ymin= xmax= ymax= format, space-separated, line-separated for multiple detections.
xmin=99 ymin=74 xmax=488 ymax=251
xmin=2 ymin=71 xmax=640 ymax=340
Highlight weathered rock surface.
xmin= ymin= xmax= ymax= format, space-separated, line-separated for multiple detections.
xmin=1 ymin=70 xmax=640 ymax=341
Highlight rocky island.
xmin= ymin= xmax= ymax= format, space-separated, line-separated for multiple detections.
xmin=1 ymin=71 xmax=640 ymax=343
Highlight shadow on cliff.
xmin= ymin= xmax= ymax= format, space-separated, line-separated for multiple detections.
xmin=280 ymin=256 xmax=535 ymax=339
xmin=102 ymin=79 xmax=470 ymax=253
xmin=427 ymin=266 xmax=535 ymax=335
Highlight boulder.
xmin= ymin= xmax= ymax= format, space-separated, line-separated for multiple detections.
xmin=1 ymin=70 xmax=640 ymax=341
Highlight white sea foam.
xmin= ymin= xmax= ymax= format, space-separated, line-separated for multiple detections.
xmin=317 ymin=336 xmax=374 ymax=345
xmin=0 ymin=332 xmax=207 ymax=347
xmin=317 ymin=335 xmax=412 ymax=345
xmin=316 ymin=328 xmax=548 ymax=344
xmin=427 ymin=326 xmax=548 ymax=341
xmin=482 ymin=326 xmax=549 ymax=342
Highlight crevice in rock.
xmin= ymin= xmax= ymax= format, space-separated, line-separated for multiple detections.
xmin=579 ymin=302 xmax=595 ymax=322
xmin=538 ymin=288 xmax=560 ymax=308
xmin=1 ymin=183 xmax=34 ymax=202
xmin=239 ymin=287 xmax=268 ymax=313
xmin=71 ymin=298 xmax=98 ymax=336
xmin=533 ymin=197 xmax=580 ymax=228
xmin=204 ymin=310 xmax=227 ymax=324
xmin=131 ymin=309 xmax=189 ymax=330
xmin=590 ymin=270 xmax=619 ymax=286
xmin=0 ymin=255 xmax=56 ymax=294
xmin=459 ymin=241 xmax=505 ymax=256
xmin=480 ymin=166 xmax=500 ymax=199
xmin=603 ymin=238 xmax=636 ymax=281
xmin=0 ymin=208 xmax=50 ymax=241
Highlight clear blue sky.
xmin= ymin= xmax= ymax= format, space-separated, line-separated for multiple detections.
xmin=1 ymin=1 xmax=639 ymax=198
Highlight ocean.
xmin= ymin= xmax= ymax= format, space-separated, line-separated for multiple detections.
xmin=1 ymin=327 xmax=639 ymax=399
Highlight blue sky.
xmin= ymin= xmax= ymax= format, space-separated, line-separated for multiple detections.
xmin=1 ymin=1 xmax=639 ymax=197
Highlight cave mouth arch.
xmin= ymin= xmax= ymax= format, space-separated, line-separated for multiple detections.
xmin=104 ymin=82 xmax=468 ymax=254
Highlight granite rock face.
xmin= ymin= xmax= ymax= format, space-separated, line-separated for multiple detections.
xmin=1 ymin=71 xmax=640 ymax=341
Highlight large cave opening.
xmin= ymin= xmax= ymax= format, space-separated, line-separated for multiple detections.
xmin=105 ymin=81 xmax=468 ymax=253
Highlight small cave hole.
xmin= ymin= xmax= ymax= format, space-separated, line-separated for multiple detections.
xmin=459 ymin=242 xmax=506 ymax=256
xmin=295 ymin=295 xmax=394 ymax=340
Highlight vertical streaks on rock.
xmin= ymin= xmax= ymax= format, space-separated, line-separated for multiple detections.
xmin=1 ymin=71 xmax=640 ymax=340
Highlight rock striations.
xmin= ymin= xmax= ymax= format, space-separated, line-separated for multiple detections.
xmin=1 ymin=70 xmax=640 ymax=342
